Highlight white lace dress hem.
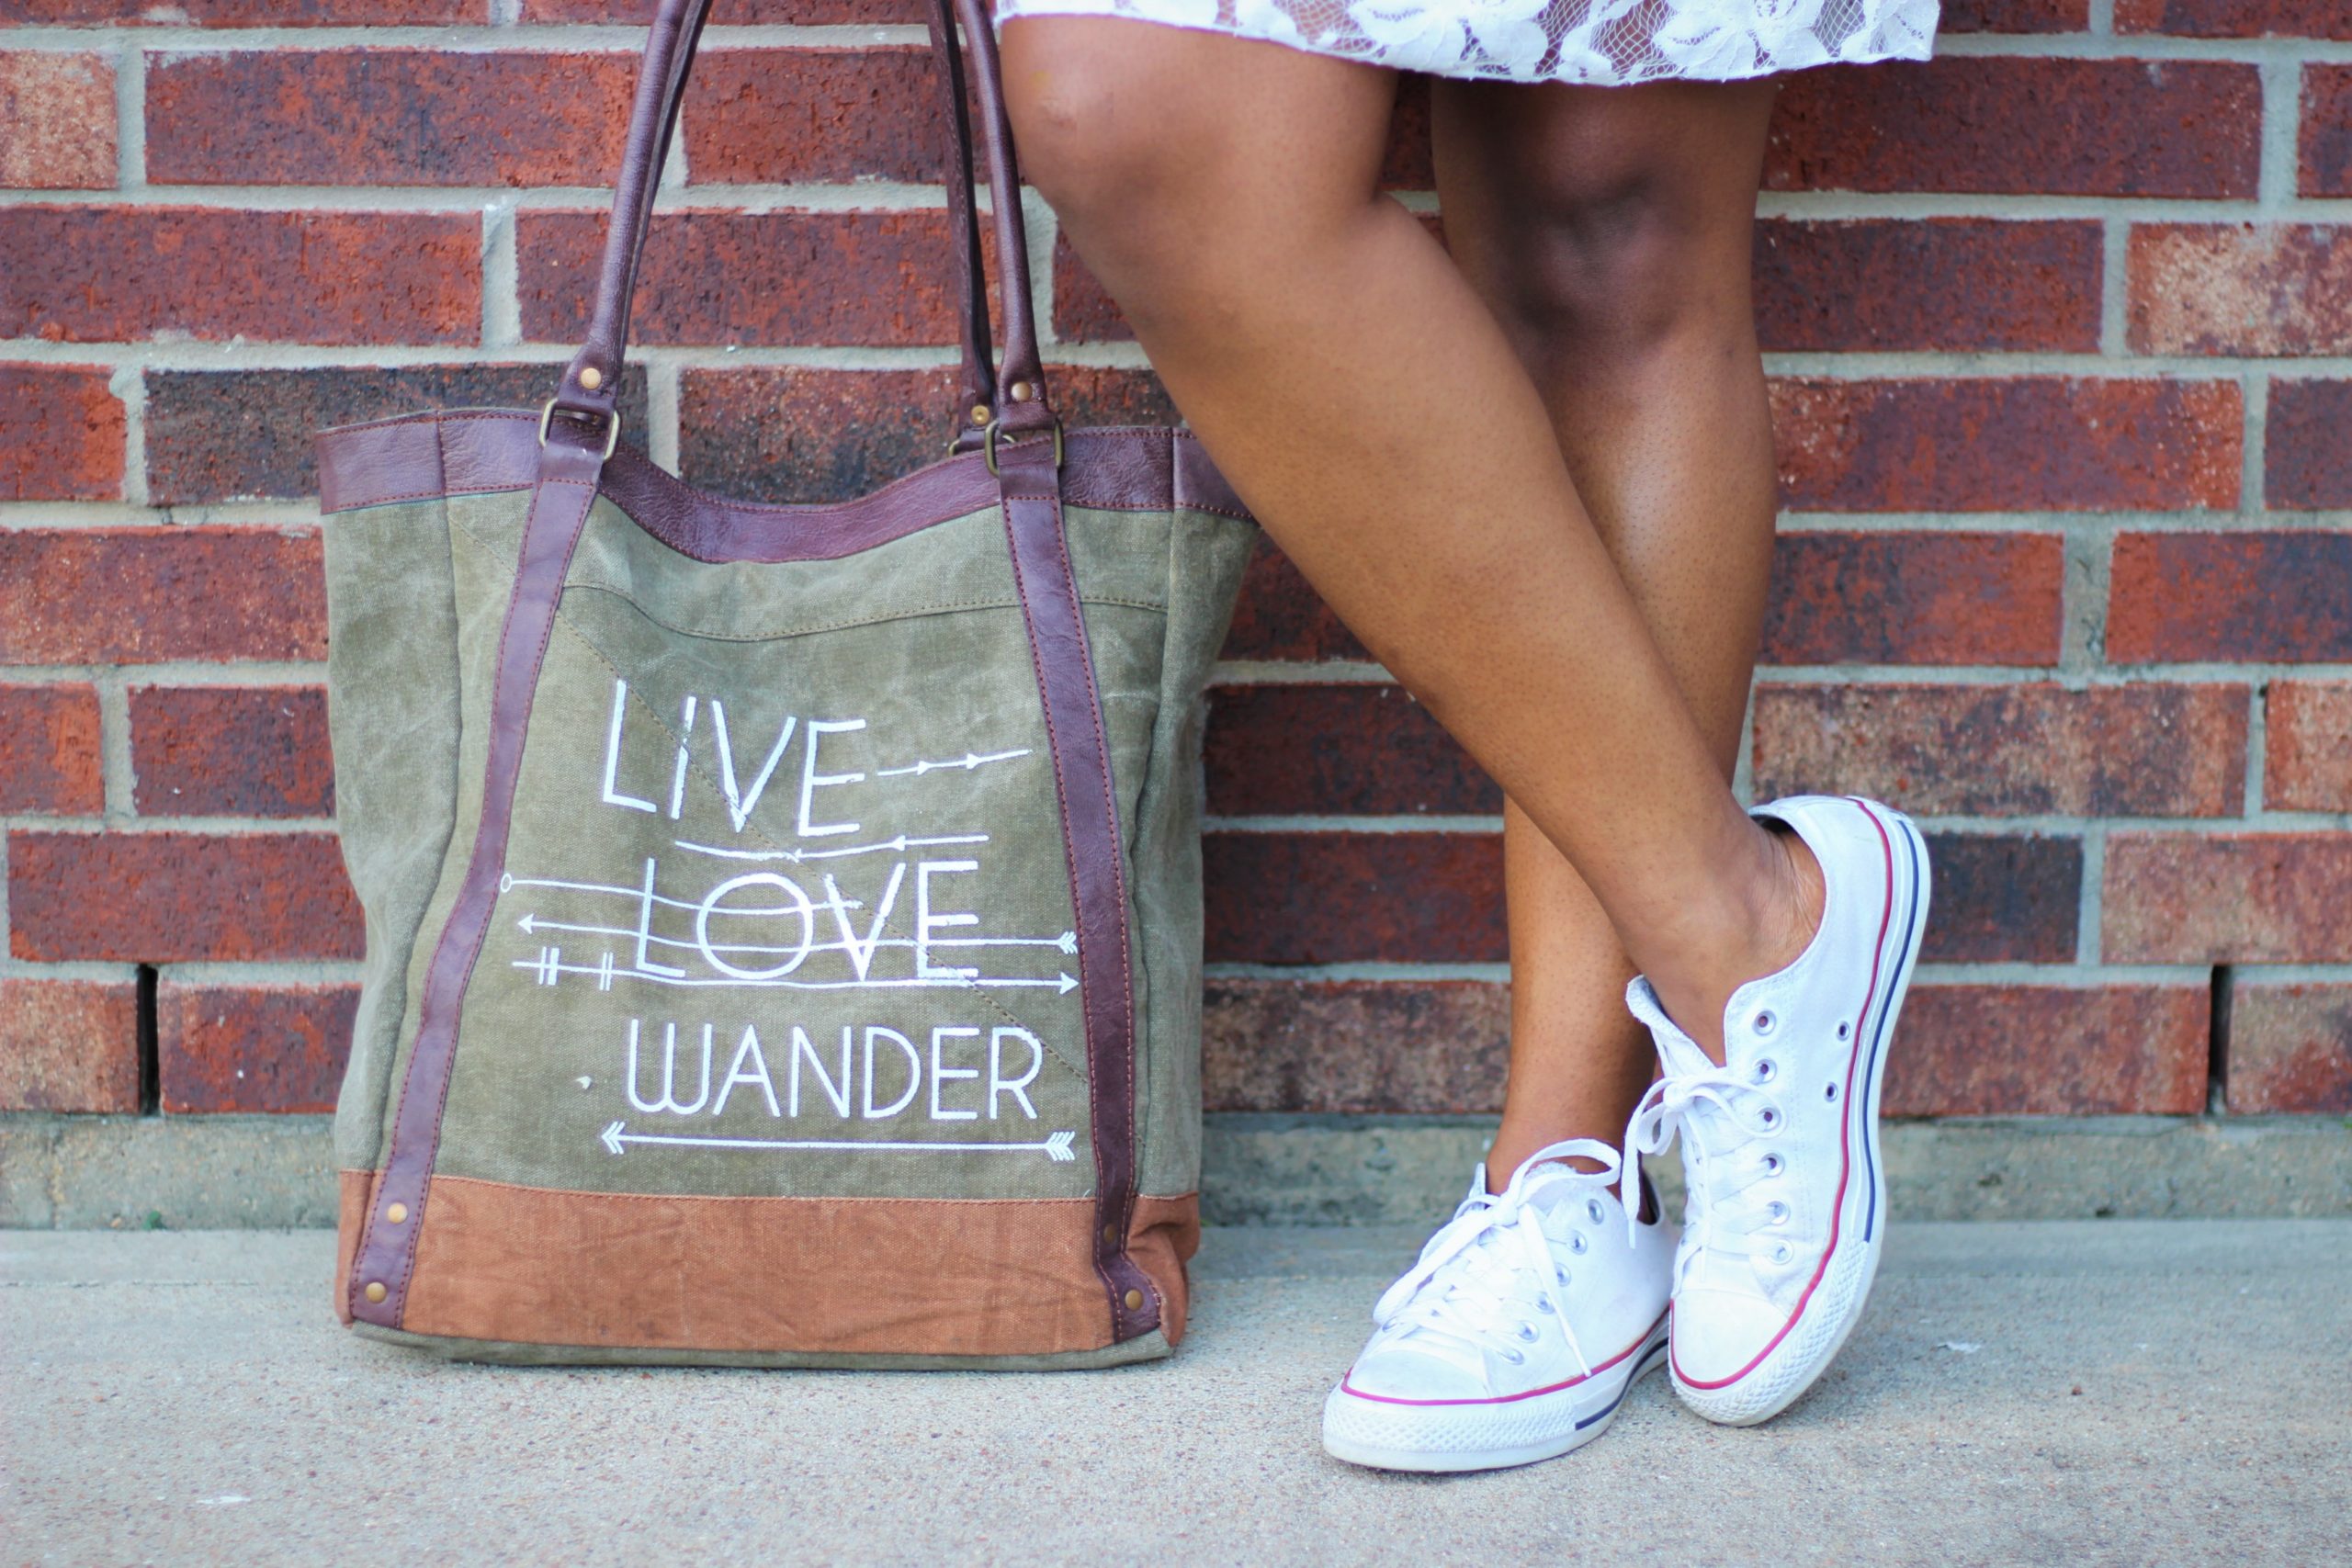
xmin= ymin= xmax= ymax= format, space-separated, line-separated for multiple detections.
xmin=991 ymin=0 xmax=1938 ymax=87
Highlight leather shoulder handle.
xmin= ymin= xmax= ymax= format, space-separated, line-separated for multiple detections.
xmin=551 ymin=0 xmax=1053 ymax=441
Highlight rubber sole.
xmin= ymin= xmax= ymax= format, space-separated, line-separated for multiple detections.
xmin=1672 ymin=806 xmax=1933 ymax=1427
xmin=1321 ymin=1329 xmax=1670 ymax=1474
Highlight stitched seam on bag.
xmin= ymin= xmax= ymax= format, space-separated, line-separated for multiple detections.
xmin=534 ymin=604 xmax=1091 ymax=1083
xmin=558 ymin=581 xmax=1169 ymax=644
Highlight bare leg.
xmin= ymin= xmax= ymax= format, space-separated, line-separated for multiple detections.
xmin=1000 ymin=23 xmax=1820 ymax=1055
xmin=1427 ymin=78 xmax=1782 ymax=1182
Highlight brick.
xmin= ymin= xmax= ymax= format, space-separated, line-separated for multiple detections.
xmin=2109 ymin=533 xmax=2352 ymax=664
xmin=2304 ymin=67 xmax=2352 ymax=198
xmin=1204 ymin=830 xmax=1503 ymax=965
xmin=157 ymin=982 xmax=356 ymax=1114
xmin=1884 ymin=985 xmax=2207 ymax=1116
xmin=144 ymin=365 xmax=650 ymax=505
xmin=1 ymin=364 xmax=123 ymax=502
xmin=1759 ymin=532 xmax=2064 ymax=668
xmin=0 ymin=51 xmax=113 ymax=189
xmin=2103 ymin=832 xmax=2352 ymax=964
xmin=2129 ymin=225 xmax=2352 ymax=355
xmin=1756 ymin=220 xmax=2101 ymax=353
xmin=1766 ymin=59 xmax=2261 ymax=198
xmin=685 ymin=49 xmax=952 ymax=186
xmin=2267 ymin=378 xmax=2352 ymax=510
xmin=7 ymin=829 xmax=362 ymax=963
xmin=145 ymin=51 xmax=635 ymax=188
xmin=0 ymin=682 xmax=104 ymax=816
xmin=1053 ymin=235 xmax=1129 ymax=345
xmin=2264 ymin=681 xmax=2352 ymax=813
xmin=6 ymin=2 xmax=481 ymax=19
xmin=1752 ymin=682 xmax=2247 ymax=818
xmin=1940 ymin=0 xmax=2088 ymax=28
xmin=2118 ymin=0 xmax=2352 ymax=37
xmin=1771 ymin=378 xmax=2240 ymax=513
xmin=2226 ymin=981 xmax=2352 ymax=1113
xmin=523 ymin=0 xmax=919 ymax=18
xmin=0 ymin=208 xmax=479 ymax=346
xmin=0 ymin=977 xmax=139 ymax=1114
xmin=1204 ymin=683 xmax=1495 ymax=818
xmin=676 ymin=365 xmax=1171 ymax=502
xmin=1923 ymin=831 xmax=2081 ymax=964
xmin=521 ymin=210 xmax=972 ymax=347
xmin=130 ymin=685 xmax=334 ymax=819
xmin=1203 ymin=978 xmax=1508 ymax=1114
xmin=0 ymin=528 xmax=324 ymax=666
xmin=1221 ymin=536 xmax=1368 ymax=663
xmin=1203 ymin=829 xmax=2075 ymax=966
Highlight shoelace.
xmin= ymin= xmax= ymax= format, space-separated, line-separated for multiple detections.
xmin=1368 ymin=1137 xmax=1623 ymax=1378
xmin=1624 ymin=1066 xmax=1785 ymax=1289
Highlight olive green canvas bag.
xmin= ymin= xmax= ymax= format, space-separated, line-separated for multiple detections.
xmin=316 ymin=0 xmax=1255 ymax=1366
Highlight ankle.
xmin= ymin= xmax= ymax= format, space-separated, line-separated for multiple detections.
xmin=1638 ymin=820 xmax=1825 ymax=1061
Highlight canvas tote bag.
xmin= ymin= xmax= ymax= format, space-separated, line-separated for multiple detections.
xmin=315 ymin=0 xmax=1256 ymax=1367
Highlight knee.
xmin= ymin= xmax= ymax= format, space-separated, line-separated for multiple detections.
xmin=1003 ymin=50 xmax=1214 ymax=274
xmin=1467 ymin=161 xmax=1751 ymax=367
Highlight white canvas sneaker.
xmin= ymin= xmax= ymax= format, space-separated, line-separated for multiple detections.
xmin=1320 ymin=1139 xmax=1674 ymax=1472
xmin=1623 ymin=794 xmax=1931 ymax=1427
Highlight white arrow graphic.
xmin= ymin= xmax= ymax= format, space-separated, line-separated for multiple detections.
xmin=513 ymin=953 xmax=1079 ymax=993
xmin=874 ymin=748 xmax=1033 ymax=778
xmin=515 ymin=912 xmax=1075 ymax=958
xmin=671 ymin=833 xmax=989 ymax=864
xmin=602 ymin=1121 xmax=1075 ymax=1162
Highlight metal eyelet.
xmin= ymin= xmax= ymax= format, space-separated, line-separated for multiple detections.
xmin=1753 ymin=1058 xmax=1779 ymax=1085
xmin=1837 ymin=1021 xmax=1851 ymax=1041
xmin=1569 ymin=1233 xmax=1589 ymax=1255
xmin=1502 ymin=1348 xmax=1526 ymax=1365
xmin=1516 ymin=1322 xmax=1540 ymax=1342
xmin=1762 ymin=1153 xmax=1784 ymax=1177
xmin=1758 ymin=1107 xmax=1781 ymax=1132
xmin=1586 ymin=1199 xmax=1605 ymax=1223
xmin=1825 ymin=1081 xmax=1841 ymax=1102
xmin=1767 ymin=1201 xmax=1790 ymax=1224
xmin=1555 ymin=1268 xmax=1571 ymax=1286
xmin=1770 ymin=1243 xmax=1794 ymax=1266
xmin=1753 ymin=1010 xmax=1777 ymax=1035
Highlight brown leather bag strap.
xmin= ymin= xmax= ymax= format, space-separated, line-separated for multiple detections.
xmin=991 ymin=436 xmax=1158 ymax=1342
xmin=553 ymin=0 xmax=1052 ymax=439
xmin=345 ymin=427 xmax=609 ymax=1330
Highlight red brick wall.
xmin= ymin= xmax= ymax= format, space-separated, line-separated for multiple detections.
xmin=4 ymin=5 xmax=2350 ymax=1124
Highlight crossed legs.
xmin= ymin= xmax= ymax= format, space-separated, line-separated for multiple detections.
xmin=999 ymin=24 xmax=1813 ymax=1158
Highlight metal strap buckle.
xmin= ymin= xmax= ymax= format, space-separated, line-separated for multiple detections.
xmin=983 ymin=418 xmax=1064 ymax=477
xmin=538 ymin=399 xmax=623 ymax=462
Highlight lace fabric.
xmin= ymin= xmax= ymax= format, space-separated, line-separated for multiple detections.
xmin=993 ymin=0 xmax=1937 ymax=88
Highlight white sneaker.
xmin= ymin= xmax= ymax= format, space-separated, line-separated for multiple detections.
xmin=1623 ymin=794 xmax=1931 ymax=1427
xmin=1320 ymin=1139 xmax=1674 ymax=1472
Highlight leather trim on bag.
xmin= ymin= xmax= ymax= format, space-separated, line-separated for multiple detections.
xmin=391 ymin=1174 xmax=1199 ymax=1357
xmin=991 ymin=435 xmax=1161 ymax=1343
xmin=316 ymin=410 xmax=1252 ymax=543
xmin=345 ymin=434 xmax=608 ymax=1330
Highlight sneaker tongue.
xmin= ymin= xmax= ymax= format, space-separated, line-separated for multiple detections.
xmin=1624 ymin=977 xmax=1718 ymax=1078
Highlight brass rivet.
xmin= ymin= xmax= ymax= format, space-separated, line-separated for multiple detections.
xmin=385 ymin=1202 xmax=408 ymax=1225
xmin=1102 ymin=1224 xmax=1117 ymax=1245
xmin=969 ymin=403 xmax=991 ymax=426
xmin=364 ymin=1281 xmax=388 ymax=1304
xmin=578 ymin=366 xmax=605 ymax=390
xmin=1123 ymin=1289 xmax=1144 ymax=1311
xmin=1009 ymin=379 xmax=1034 ymax=402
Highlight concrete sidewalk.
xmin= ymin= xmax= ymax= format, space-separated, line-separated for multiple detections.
xmin=6 ymin=1224 xmax=2348 ymax=1566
